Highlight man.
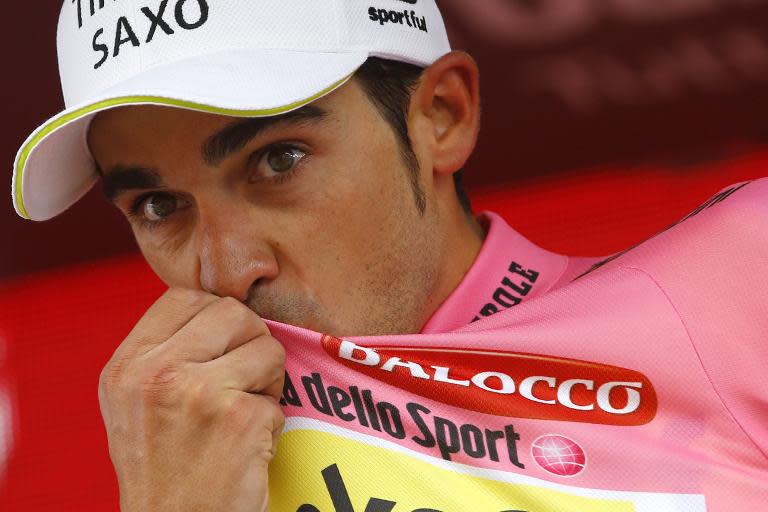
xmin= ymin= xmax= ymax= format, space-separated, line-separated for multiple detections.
xmin=12 ymin=1 xmax=768 ymax=511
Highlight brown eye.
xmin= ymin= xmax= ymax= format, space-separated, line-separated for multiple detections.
xmin=265 ymin=147 xmax=306 ymax=174
xmin=141 ymin=194 xmax=178 ymax=221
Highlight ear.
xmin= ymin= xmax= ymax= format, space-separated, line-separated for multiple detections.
xmin=409 ymin=51 xmax=481 ymax=179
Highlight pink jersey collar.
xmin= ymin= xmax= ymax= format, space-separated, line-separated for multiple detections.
xmin=420 ymin=212 xmax=574 ymax=333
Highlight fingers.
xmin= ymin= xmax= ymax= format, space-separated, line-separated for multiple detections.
xmin=200 ymin=336 xmax=286 ymax=400
xmin=228 ymin=393 xmax=286 ymax=464
xmin=99 ymin=287 xmax=286 ymax=511
xmin=153 ymin=296 xmax=271 ymax=363
xmin=117 ymin=288 xmax=219 ymax=359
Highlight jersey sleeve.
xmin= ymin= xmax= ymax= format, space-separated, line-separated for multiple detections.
xmin=615 ymin=178 xmax=768 ymax=459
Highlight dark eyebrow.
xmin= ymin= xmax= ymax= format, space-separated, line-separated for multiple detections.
xmin=201 ymin=105 xmax=328 ymax=167
xmin=101 ymin=166 xmax=165 ymax=203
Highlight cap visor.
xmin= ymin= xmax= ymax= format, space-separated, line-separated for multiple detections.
xmin=13 ymin=48 xmax=368 ymax=220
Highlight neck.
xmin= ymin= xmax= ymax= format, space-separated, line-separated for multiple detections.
xmin=418 ymin=201 xmax=485 ymax=330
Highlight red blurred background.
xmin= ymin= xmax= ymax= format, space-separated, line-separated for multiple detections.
xmin=1 ymin=0 xmax=767 ymax=510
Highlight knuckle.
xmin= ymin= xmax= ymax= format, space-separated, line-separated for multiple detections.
xmin=245 ymin=311 xmax=269 ymax=337
xmin=255 ymin=395 xmax=284 ymax=431
xmin=140 ymin=361 xmax=186 ymax=406
xmin=209 ymin=297 xmax=241 ymax=323
xmin=166 ymin=287 xmax=209 ymax=305
xmin=98 ymin=359 xmax=123 ymax=392
xmin=217 ymin=296 xmax=246 ymax=315
xmin=270 ymin=338 xmax=287 ymax=367
xmin=270 ymin=361 xmax=287 ymax=389
xmin=258 ymin=336 xmax=287 ymax=370
xmin=216 ymin=297 xmax=267 ymax=333
xmin=185 ymin=376 xmax=219 ymax=416
xmin=244 ymin=337 xmax=286 ymax=389
xmin=260 ymin=403 xmax=285 ymax=461
xmin=163 ymin=288 xmax=214 ymax=313
xmin=272 ymin=404 xmax=286 ymax=433
xmin=99 ymin=341 xmax=136 ymax=392
xmin=224 ymin=394 xmax=283 ymax=439
xmin=99 ymin=355 xmax=138 ymax=399
xmin=225 ymin=393 xmax=254 ymax=425
xmin=223 ymin=297 xmax=261 ymax=325
xmin=257 ymin=339 xmax=287 ymax=391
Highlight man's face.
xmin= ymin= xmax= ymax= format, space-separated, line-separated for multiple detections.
xmin=88 ymin=79 xmax=448 ymax=336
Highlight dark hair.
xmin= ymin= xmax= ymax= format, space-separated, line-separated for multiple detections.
xmin=353 ymin=57 xmax=473 ymax=215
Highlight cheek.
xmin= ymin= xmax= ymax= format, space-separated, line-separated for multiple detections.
xmin=306 ymin=145 xmax=409 ymax=254
xmin=291 ymin=149 xmax=424 ymax=293
xmin=134 ymin=230 xmax=197 ymax=288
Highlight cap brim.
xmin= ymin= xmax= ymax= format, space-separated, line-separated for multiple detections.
xmin=13 ymin=48 xmax=368 ymax=221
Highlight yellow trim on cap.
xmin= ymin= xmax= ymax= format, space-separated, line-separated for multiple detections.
xmin=14 ymin=75 xmax=351 ymax=219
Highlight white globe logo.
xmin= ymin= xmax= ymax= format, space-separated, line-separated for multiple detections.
xmin=531 ymin=434 xmax=586 ymax=477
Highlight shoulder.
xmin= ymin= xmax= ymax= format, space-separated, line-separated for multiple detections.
xmin=668 ymin=178 xmax=768 ymax=268
xmin=682 ymin=178 xmax=767 ymax=232
xmin=617 ymin=179 xmax=768 ymax=456
xmin=576 ymin=178 xmax=768 ymax=281
xmin=655 ymin=178 xmax=767 ymax=246
xmin=616 ymin=178 xmax=768 ymax=305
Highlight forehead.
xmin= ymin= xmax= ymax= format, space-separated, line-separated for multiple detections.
xmin=89 ymin=77 xmax=367 ymax=142
xmin=87 ymin=105 xmax=236 ymax=178
xmin=90 ymin=105 xmax=250 ymax=144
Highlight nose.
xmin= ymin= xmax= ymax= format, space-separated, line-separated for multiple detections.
xmin=196 ymin=206 xmax=279 ymax=301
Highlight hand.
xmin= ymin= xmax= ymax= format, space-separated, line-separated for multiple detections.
xmin=98 ymin=288 xmax=286 ymax=511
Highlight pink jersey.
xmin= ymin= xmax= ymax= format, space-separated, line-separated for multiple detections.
xmin=264 ymin=179 xmax=768 ymax=511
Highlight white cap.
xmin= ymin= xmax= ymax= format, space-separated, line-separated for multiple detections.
xmin=13 ymin=0 xmax=451 ymax=221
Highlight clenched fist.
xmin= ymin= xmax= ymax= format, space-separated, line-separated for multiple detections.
xmin=98 ymin=288 xmax=286 ymax=511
